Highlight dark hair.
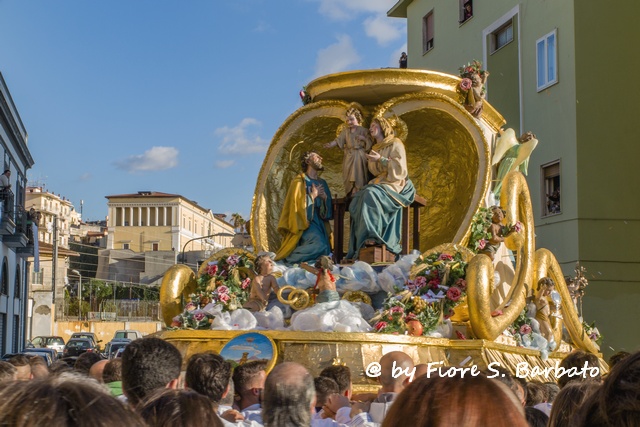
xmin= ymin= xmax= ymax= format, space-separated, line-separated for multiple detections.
xmin=547 ymin=381 xmax=600 ymax=427
xmin=0 ymin=373 xmax=145 ymax=426
xmin=232 ymin=359 xmax=267 ymax=394
xmin=608 ymin=350 xmax=630 ymax=368
xmin=557 ymin=350 xmax=601 ymax=388
xmin=3 ymin=170 xmax=9 ymax=174
xmin=49 ymin=359 xmax=73 ymax=376
xmin=543 ymin=382 xmax=560 ymax=403
xmin=121 ymin=337 xmax=182 ymax=406
xmin=186 ymin=353 xmax=232 ymax=403
xmin=74 ymin=352 xmax=103 ymax=375
xmin=8 ymin=354 xmax=29 ymax=367
xmin=381 ymin=374 xmax=528 ymax=427
xmin=263 ymin=362 xmax=315 ymax=427
xmin=572 ymin=350 xmax=640 ymax=426
xmin=314 ymin=376 xmax=339 ymax=407
xmin=103 ymin=359 xmax=123 ymax=383
xmin=525 ymin=381 xmax=547 ymax=406
xmin=137 ymin=388 xmax=223 ymax=427
xmin=524 ymin=407 xmax=549 ymax=427
xmin=489 ymin=366 xmax=524 ymax=404
xmin=0 ymin=360 xmax=17 ymax=382
xmin=319 ymin=365 xmax=351 ymax=395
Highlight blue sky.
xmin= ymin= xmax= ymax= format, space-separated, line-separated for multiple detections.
xmin=0 ymin=0 xmax=406 ymax=222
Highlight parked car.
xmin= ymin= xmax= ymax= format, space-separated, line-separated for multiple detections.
xmin=112 ymin=330 xmax=143 ymax=341
xmin=104 ymin=338 xmax=131 ymax=359
xmin=62 ymin=338 xmax=99 ymax=358
xmin=28 ymin=336 xmax=65 ymax=358
xmin=70 ymin=332 xmax=103 ymax=351
xmin=22 ymin=348 xmax=57 ymax=366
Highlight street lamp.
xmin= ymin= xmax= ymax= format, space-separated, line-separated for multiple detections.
xmin=70 ymin=269 xmax=82 ymax=320
xmin=181 ymin=232 xmax=235 ymax=266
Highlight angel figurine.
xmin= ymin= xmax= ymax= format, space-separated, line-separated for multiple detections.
xmin=458 ymin=60 xmax=489 ymax=118
xmin=492 ymin=128 xmax=539 ymax=196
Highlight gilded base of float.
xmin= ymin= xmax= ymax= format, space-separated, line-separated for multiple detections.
xmin=153 ymin=329 xmax=606 ymax=392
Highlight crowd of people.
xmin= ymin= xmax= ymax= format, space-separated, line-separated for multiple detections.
xmin=0 ymin=337 xmax=636 ymax=427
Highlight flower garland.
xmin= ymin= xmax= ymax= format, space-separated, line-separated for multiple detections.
xmin=372 ymin=251 xmax=468 ymax=336
xmin=582 ymin=320 xmax=603 ymax=346
xmin=507 ymin=309 xmax=534 ymax=347
xmin=466 ymin=206 xmax=523 ymax=254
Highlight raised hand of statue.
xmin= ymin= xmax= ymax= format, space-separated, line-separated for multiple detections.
xmin=366 ymin=150 xmax=381 ymax=162
xmin=324 ymin=140 xmax=337 ymax=149
xmin=315 ymin=183 xmax=327 ymax=201
xmin=309 ymin=183 xmax=319 ymax=200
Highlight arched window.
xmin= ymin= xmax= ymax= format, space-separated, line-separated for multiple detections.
xmin=0 ymin=259 xmax=7 ymax=295
xmin=14 ymin=265 xmax=20 ymax=299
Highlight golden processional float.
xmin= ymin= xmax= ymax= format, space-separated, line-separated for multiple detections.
xmin=156 ymin=69 xmax=607 ymax=390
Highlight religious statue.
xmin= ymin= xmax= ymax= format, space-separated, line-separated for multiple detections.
xmin=533 ymin=277 xmax=556 ymax=343
xmin=275 ymin=151 xmax=333 ymax=264
xmin=346 ymin=116 xmax=415 ymax=260
xmin=324 ymin=103 xmax=373 ymax=197
xmin=243 ymin=254 xmax=279 ymax=312
xmin=300 ymin=255 xmax=340 ymax=304
xmin=458 ymin=60 xmax=489 ymax=118
xmin=492 ymin=129 xmax=539 ymax=196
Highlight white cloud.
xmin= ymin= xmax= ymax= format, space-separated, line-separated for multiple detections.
xmin=363 ymin=14 xmax=404 ymax=46
xmin=313 ymin=34 xmax=361 ymax=78
xmin=214 ymin=159 xmax=235 ymax=169
xmin=114 ymin=146 xmax=178 ymax=173
xmin=253 ymin=21 xmax=272 ymax=33
xmin=314 ymin=0 xmax=396 ymax=21
xmin=215 ymin=118 xmax=269 ymax=154
xmin=79 ymin=172 xmax=92 ymax=181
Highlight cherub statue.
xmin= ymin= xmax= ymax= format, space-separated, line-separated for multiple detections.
xmin=533 ymin=277 xmax=556 ymax=343
xmin=324 ymin=103 xmax=372 ymax=197
xmin=300 ymin=255 xmax=339 ymax=303
xmin=458 ymin=60 xmax=489 ymax=118
xmin=479 ymin=206 xmax=515 ymax=261
xmin=243 ymin=254 xmax=279 ymax=312
xmin=492 ymin=129 xmax=539 ymax=196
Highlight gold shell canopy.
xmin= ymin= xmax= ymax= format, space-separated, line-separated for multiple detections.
xmin=250 ymin=69 xmax=505 ymax=254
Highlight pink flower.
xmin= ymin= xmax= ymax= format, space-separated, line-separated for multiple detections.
xmin=455 ymin=278 xmax=467 ymax=291
xmin=206 ymin=264 xmax=218 ymax=276
xmin=478 ymin=239 xmax=487 ymax=250
xmin=390 ymin=306 xmax=404 ymax=316
xmin=438 ymin=254 xmax=454 ymax=261
xmin=185 ymin=302 xmax=197 ymax=312
xmin=513 ymin=221 xmax=523 ymax=233
xmin=227 ymin=255 xmax=240 ymax=266
xmin=217 ymin=285 xmax=229 ymax=295
xmin=446 ymin=287 xmax=461 ymax=301
xmin=520 ymin=324 xmax=532 ymax=335
xmin=375 ymin=321 xmax=388 ymax=332
xmin=589 ymin=332 xmax=598 ymax=340
xmin=241 ymin=278 xmax=251 ymax=290
xmin=459 ymin=78 xmax=472 ymax=91
xmin=414 ymin=276 xmax=427 ymax=288
xmin=218 ymin=293 xmax=230 ymax=303
xmin=193 ymin=312 xmax=206 ymax=322
xmin=428 ymin=279 xmax=440 ymax=290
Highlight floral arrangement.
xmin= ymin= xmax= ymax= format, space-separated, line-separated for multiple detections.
xmin=372 ymin=251 xmax=469 ymax=336
xmin=507 ymin=309 xmax=534 ymax=346
xmin=170 ymin=253 xmax=254 ymax=330
xmin=582 ymin=320 xmax=603 ymax=346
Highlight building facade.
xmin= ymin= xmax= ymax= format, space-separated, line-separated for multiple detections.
xmin=389 ymin=0 xmax=640 ymax=355
xmin=0 ymin=73 xmax=35 ymax=354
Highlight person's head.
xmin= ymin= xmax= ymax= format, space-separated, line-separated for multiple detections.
xmin=524 ymin=407 xmax=549 ymax=427
xmin=490 ymin=205 xmax=505 ymax=224
xmin=345 ymin=106 xmax=364 ymax=127
xmin=29 ymin=356 xmax=50 ymax=379
xmin=74 ymin=352 xmax=103 ymax=376
xmin=414 ymin=363 xmax=430 ymax=378
xmin=137 ymin=388 xmax=223 ymax=427
xmin=379 ymin=351 xmax=415 ymax=393
xmin=314 ymin=376 xmax=339 ymax=407
xmin=572 ymin=350 xmax=640 ymax=427
xmin=89 ymin=359 xmax=109 ymax=382
xmin=3 ymin=169 xmax=10 ymax=177
xmin=380 ymin=373 xmax=528 ymax=427
xmin=536 ymin=277 xmax=555 ymax=296
xmin=608 ymin=350 xmax=630 ymax=369
xmin=0 ymin=373 xmax=145 ymax=426
xmin=557 ymin=350 xmax=601 ymax=388
xmin=525 ymin=381 xmax=547 ymax=406
xmin=370 ymin=117 xmax=395 ymax=140
xmin=547 ymin=381 xmax=600 ymax=427
xmin=0 ymin=360 xmax=17 ymax=383
xmin=121 ymin=337 xmax=182 ymax=407
xmin=263 ymin=362 xmax=315 ymax=427
xmin=103 ymin=359 xmax=123 ymax=384
xmin=300 ymin=151 xmax=324 ymax=173
xmin=255 ymin=254 xmax=274 ymax=276
xmin=49 ymin=359 xmax=73 ymax=376
xmin=8 ymin=354 xmax=31 ymax=380
xmin=319 ymin=364 xmax=352 ymax=398
xmin=185 ymin=352 xmax=232 ymax=404
xmin=543 ymin=382 xmax=560 ymax=403
xmin=232 ymin=359 xmax=267 ymax=409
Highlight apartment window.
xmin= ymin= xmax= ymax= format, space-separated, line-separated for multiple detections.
xmin=12 ymin=315 xmax=19 ymax=352
xmin=14 ymin=266 xmax=20 ymax=298
xmin=32 ymin=269 xmax=43 ymax=285
xmin=542 ymin=161 xmax=561 ymax=216
xmin=123 ymin=243 xmax=130 ymax=250
xmin=0 ymin=260 xmax=7 ymax=295
xmin=537 ymin=29 xmax=558 ymax=91
xmin=491 ymin=20 xmax=513 ymax=53
xmin=423 ymin=10 xmax=434 ymax=53
xmin=459 ymin=0 xmax=472 ymax=24
xmin=152 ymin=243 xmax=159 ymax=251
